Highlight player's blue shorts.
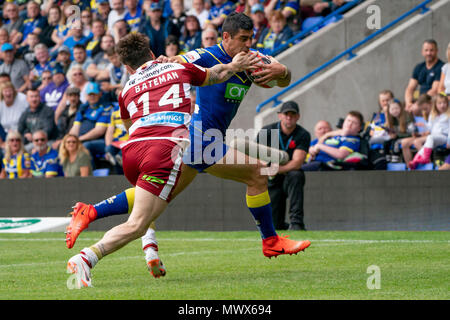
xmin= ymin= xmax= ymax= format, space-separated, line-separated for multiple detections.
xmin=182 ymin=126 xmax=229 ymax=172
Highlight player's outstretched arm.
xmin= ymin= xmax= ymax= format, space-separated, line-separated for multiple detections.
xmin=203 ymin=52 xmax=260 ymax=86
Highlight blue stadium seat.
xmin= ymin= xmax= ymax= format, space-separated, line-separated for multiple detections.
xmin=387 ymin=163 xmax=407 ymax=171
xmin=415 ymin=163 xmax=434 ymax=171
xmin=93 ymin=168 xmax=110 ymax=176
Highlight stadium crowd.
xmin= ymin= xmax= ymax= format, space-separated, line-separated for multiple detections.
xmin=0 ymin=0 xmax=448 ymax=179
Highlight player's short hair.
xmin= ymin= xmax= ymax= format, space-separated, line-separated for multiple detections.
xmin=423 ymin=39 xmax=438 ymax=48
xmin=116 ymin=32 xmax=153 ymax=70
xmin=222 ymin=12 xmax=253 ymax=37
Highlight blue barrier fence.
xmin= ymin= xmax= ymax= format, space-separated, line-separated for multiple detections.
xmin=256 ymin=0 xmax=433 ymax=113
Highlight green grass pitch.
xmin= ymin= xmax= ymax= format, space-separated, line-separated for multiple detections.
xmin=0 ymin=231 xmax=448 ymax=300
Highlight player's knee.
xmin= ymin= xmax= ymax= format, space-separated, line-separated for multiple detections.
xmin=247 ymin=163 xmax=268 ymax=188
xmin=125 ymin=220 xmax=148 ymax=239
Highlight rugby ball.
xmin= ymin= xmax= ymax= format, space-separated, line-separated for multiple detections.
xmin=245 ymin=51 xmax=277 ymax=88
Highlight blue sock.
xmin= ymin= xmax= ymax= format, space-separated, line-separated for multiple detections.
xmin=93 ymin=188 xmax=134 ymax=219
xmin=246 ymin=191 xmax=277 ymax=239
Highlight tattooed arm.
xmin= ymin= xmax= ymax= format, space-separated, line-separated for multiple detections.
xmin=201 ymin=52 xmax=260 ymax=86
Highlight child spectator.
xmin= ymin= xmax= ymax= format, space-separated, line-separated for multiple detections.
xmin=437 ymin=42 xmax=450 ymax=96
xmin=165 ymin=35 xmax=181 ymax=58
xmin=408 ymin=93 xmax=450 ymax=169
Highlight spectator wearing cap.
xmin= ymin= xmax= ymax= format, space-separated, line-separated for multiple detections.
xmin=108 ymin=0 xmax=128 ymax=32
xmin=250 ymin=3 xmax=268 ymax=49
xmin=55 ymin=45 xmax=72 ymax=74
xmin=303 ymin=110 xmax=363 ymax=171
xmin=256 ymin=10 xmax=293 ymax=55
xmin=405 ymin=39 xmax=444 ymax=111
xmin=187 ymin=0 xmax=209 ymax=29
xmin=123 ymin=0 xmax=143 ymax=33
xmin=1 ymin=2 xmax=24 ymax=46
xmin=0 ymin=43 xmax=30 ymax=93
xmin=53 ymin=86 xmax=82 ymax=150
xmin=40 ymin=64 xmax=70 ymax=111
xmin=257 ymin=101 xmax=311 ymax=231
xmin=205 ymin=0 xmax=235 ymax=31
xmin=17 ymin=1 xmax=48 ymax=46
xmin=139 ymin=2 xmax=180 ymax=58
xmin=69 ymin=81 xmax=112 ymax=168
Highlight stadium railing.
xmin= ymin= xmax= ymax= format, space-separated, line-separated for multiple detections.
xmin=256 ymin=0 xmax=433 ymax=113
xmin=267 ymin=0 xmax=364 ymax=57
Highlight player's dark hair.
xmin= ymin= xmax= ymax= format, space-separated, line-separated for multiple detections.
xmin=116 ymin=33 xmax=153 ymax=70
xmin=222 ymin=12 xmax=253 ymax=37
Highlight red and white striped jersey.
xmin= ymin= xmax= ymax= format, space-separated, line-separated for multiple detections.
xmin=119 ymin=61 xmax=208 ymax=143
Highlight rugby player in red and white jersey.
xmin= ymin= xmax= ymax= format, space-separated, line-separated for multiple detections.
xmin=66 ymin=33 xmax=260 ymax=287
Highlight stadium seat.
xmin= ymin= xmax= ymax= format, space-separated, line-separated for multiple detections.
xmin=415 ymin=163 xmax=434 ymax=171
xmin=93 ymin=168 xmax=110 ymax=176
xmin=387 ymin=163 xmax=407 ymax=171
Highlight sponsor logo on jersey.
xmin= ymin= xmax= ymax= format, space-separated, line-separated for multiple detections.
xmin=224 ymin=83 xmax=250 ymax=103
xmin=129 ymin=111 xmax=191 ymax=134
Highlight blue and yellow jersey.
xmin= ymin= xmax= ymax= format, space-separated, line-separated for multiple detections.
xmin=20 ymin=16 xmax=47 ymax=41
xmin=179 ymin=43 xmax=253 ymax=136
xmin=109 ymin=104 xmax=129 ymax=142
xmin=30 ymin=147 xmax=63 ymax=178
xmin=1 ymin=152 xmax=31 ymax=179
xmin=124 ymin=6 xmax=143 ymax=32
xmin=206 ymin=1 xmax=235 ymax=26
xmin=315 ymin=135 xmax=361 ymax=163
xmin=55 ymin=24 xmax=69 ymax=39
xmin=86 ymin=38 xmax=99 ymax=57
xmin=74 ymin=102 xmax=112 ymax=136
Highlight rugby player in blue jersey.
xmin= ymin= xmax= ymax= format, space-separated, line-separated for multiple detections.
xmin=65 ymin=13 xmax=310 ymax=278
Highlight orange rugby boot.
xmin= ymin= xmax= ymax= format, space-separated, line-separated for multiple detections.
xmin=262 ymin=234 xmax=311 ymax=258
xmin=65 ymin=202 xmax=98 ymax=249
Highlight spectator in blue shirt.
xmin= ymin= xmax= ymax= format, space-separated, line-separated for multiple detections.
xmin=18 ymin=1 xmax=47 ymax=46
xmin=256 ymin=10 xmax=293 ymax=55
xmin=30 ymin=130 xmax=63 ymax=178
xmin=205 ymin=0 xmax=235 ymax=31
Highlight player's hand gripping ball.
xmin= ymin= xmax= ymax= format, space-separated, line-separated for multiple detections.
xmin=245 ymin=51 xmax=277 ymax=88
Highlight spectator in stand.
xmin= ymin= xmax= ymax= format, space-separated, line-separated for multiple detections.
xmin=67 ymin=65 xmax=89 ymax=104
xmin=50 ymin=7 xmax=70 ymax=56
xmin=36 ymin=69 xmax=52 ymax=91
xmin=382 ymin=99 xmax=416 ymax=163
xmin=264 ymin=0 xmax=302 ymax=31
xmin=18 ymin=1 xmax=47 ymax=46
xmin=170 ymin=0 xmax=187 ymax=34
xmin=405 ymin=39 xmax=444 ymax=112
xmin=250 ymin=3 xmax=268 ymax=49
xmin=55 ymin=86 xmax=82 ymax=135
xmin=139 ymin=2 xmax=180 ymax=58
xmin=0 ymin=43 xmax=30 ymax=92
xmin=408 ymin=93 xmax=449 ymax=169
xmin=201 ymin=27 xmax=218 ymax=48
xmin=310 ymin=120 xmax=332 ymax=145
xmin=303 ymin=111 xmax=363 ymax=171
xmin=29 ymin=130 xmax=63 ymax=178
xmin=58 ymin=134 xmax=92 ymax=177
xmin=401 ymin=94 xmax=433 ymax=166
xmin=0 ymin=29 xmax=10 ymax=49
xmin=367 ymin=90 xmax=393 ymax=146
xmin=86 ymin=19 xmax=106 ymax=58
xmin=0 ymin=81 xmax=29 ymax=133
xmin=108 ymin=0 xmax=128 ymax=31
xmin=39 ymin=5 xmax=62 ymax=49
xmin=86 ymin=34 xmax=116 ymax=81
xmin=95 ymin=0 xmax=112 ymax=25
xmin=313 ymin=0 xmax=346 ymax=16
xmin=68 ymin=44 xmax=94 ymax=74
xmin=40 ymin=64 xmax=70 ymax=112
xmin=112 ymin=19 xmax=129 ymax=43
xmin=0 ymin=131 xmax=31 ymax=179
xmin=256 ymin=10 xmax=293 ymax=55
xmin=205 ymin=0 xmax=235 ymax=31
xmin=80 ymin=8 xmax=94 ymax=38
xmin=29 ymin=43 xmax=53 ymax=89
xmin=164 ymin=35 xmax=181 ymax=58
xmin=55 ymin=45 xmax=72 ymax=74
xmin=187 ymin=0 xmax=209 ymax=29
xmin=179 ymin=15 xmax=202 ymax=53
xmin=100 ymin=47 xmax=128 ymax=98
xmin=17 ymin=31 xmax=40 ymax=69
xmin=123 ymin=0 xmax=143 ymax=32
xmin=1 ymin=2 xmax=24 ymax=46
xmin=257 ymin=101 xmax=310 ymax=231
xmin=18 ymin=88 xmax=58 ymax=152
xmin=438 ymin=42 xmax=450 ymax=96
xmin=104 ymin=102 xmax=128 ymax=173
xmin=63 ymin=20 xmax=92 ymax=60
xmin=69 ymin=81 xmax=112 ymax=168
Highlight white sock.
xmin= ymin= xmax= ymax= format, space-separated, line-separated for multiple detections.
xmin=141 ymin=228 xmax=160 ymax=261
xmin=80 ymin=247 xmax=99 ymax=268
